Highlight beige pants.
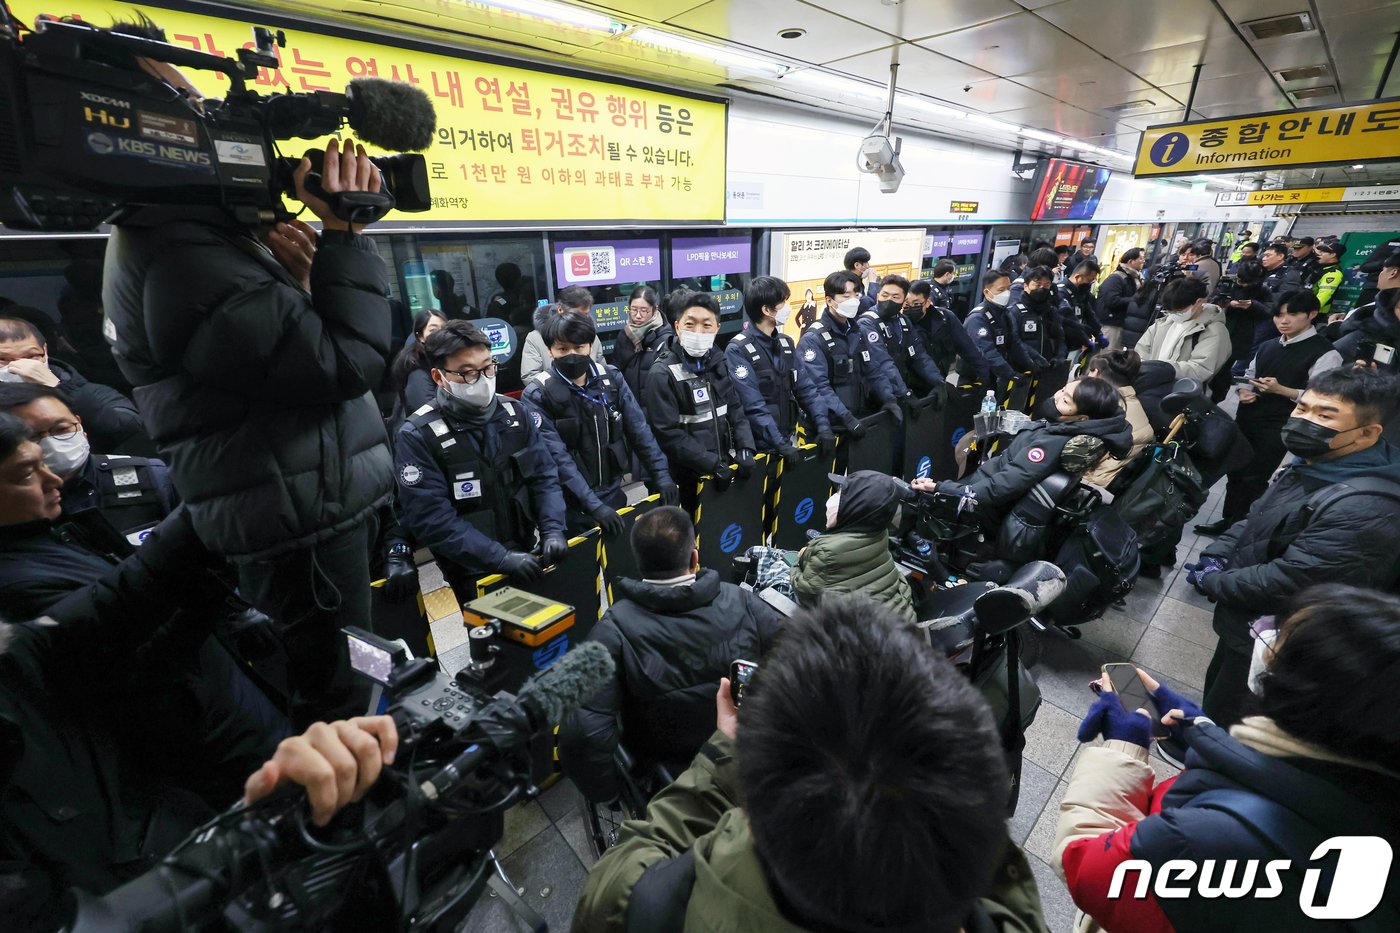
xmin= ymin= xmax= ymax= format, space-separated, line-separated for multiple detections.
xmin=1101 ymin=325 xmax=1125 ymax=352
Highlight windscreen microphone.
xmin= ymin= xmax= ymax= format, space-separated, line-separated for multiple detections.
xmin=420 ymin=642 xmax=615 ymax=800
xmin=346 ymin=77 xmax=437 ymax=151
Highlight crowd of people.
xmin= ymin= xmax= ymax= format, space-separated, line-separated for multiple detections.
xmin=2 ymin=33 xmax=1399 ymax=923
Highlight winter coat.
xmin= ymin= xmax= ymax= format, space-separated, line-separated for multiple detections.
xmin=1080 ymin=387 xmax=1153 ymax=488
xmin=47 ymin=359 xmax=150 ymax=455
xmin=1121 ymin=285 xmax=1160 ymax=350
xmin=102 ymin=221 xmax=394 ymax=561
xmin=520 ymin=303 xmax=606 ymax=382
xmin=1055 ymin=717 xmax=1400 ymax=933
xmin=558 ymin=570 xmax=782 ymax=801
xmin=1134 ymin=304 xmax=1232 ymax=384
xmin=792 ymin=529 xmax=916 ymax=625
xmin=1095 ymin=267 xmax=1141 ymax=327
xmin=1333 ymin=288 xmax=1400 ymax=365
xmin=1199 ymin=440 xmax=1400 ymax=611
xmin=643 ymin=340 xmax=755 ymax=478
xmin=611 ymin=319 xmax=675 ymax=399
xmin=572 ymin=730 xmax=1049 ymax=933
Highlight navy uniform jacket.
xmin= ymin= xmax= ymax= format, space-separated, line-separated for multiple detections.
xmin=1057 ymin=283 xmax=1106 ymax=349
xmin=796 ymin=310 xmax=895 ymax=422
xmin=964 ymin=301 xmax=1036 ymax=381
xmin=394 ymin=397 xmax=566 ymax=574
xmin=520 ymin=362 xmax=672 ymax=514
xmin=725 ymin=327 xmax=830 ymax=450
xmin=855 ymin=309 xmax=913 ymax=399
xmin=858 ymin=310 xmax=944 ymax=396
xmin=922 ymin=305 xmax=991 ymax=383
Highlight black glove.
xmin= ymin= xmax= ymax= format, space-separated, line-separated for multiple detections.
xmin=383 ymin=543 xmax=418 ymax=602
xmin=221 ymin=601 xmax=281 ymax=661
xmin=775 ymin=443 xmax=802 ymax=465
xmin=924 ymin=384 xmax=947 ymax=411
xmin=590 ymin=506 xmax=626 ymax=538
xmin=708 ymin=458 xmax=734 ymax=488
xmin=840 ymin=415 xmax=868 ymax=440
xmin=1028 ymin=354 xmax=1051 ymax=373
xmin=541 ymin=533 xmax=569 ymax=565
xmin=735 ymin=449 xmax=757 ymax=478
xmin=499 ymin=550 xmax=542 ymax=583
xmin=816 ymin=429 xmax=837 ymax=458
xmin=882 ymin=399 xmax=904 ymax=425
xmin=659 ymin=482 xmax=681 ymax=506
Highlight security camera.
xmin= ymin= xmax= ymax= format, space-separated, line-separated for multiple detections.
xmin=877 ymin=154 xmax=905 ymax=193
xmin=859 ymin=135 xmax=895 ymax=173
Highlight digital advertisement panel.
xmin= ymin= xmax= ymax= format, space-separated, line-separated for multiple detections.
xmin=11 ymin=0 xmax=729 ymax=224
xmin=1029 ymin=158 xmax=1113 ymax=222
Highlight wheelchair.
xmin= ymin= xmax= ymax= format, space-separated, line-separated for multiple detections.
xmin=579 ymin=744 xmax=676 ymax=859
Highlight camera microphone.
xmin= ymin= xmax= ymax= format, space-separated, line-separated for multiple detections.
xmin=419 ymin=641 xmax=615 ymax=800
xmin=346 ymin=77 xmax=437 ymax=152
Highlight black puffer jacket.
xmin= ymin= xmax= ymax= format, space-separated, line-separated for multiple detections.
xmin=558 ymin=569 xmax=783 ymax=801
xmin=102 ymin=220 xmax=394 ymax=561
xmin=1121 ymin=281 xmax=1161 ymax=349
xmin=610 ymin=319 xmax=674 ymax=398
xmin=1334 ymin=288 xmax=1400 ymax=365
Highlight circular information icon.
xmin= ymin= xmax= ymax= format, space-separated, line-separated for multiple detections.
xmin=1149 ymin=132 xmax=1190 ymax=168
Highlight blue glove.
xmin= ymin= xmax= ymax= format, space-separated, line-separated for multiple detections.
xmin=1149 ymin=681 xmax=1207 ymax=747
xmin=1078 ymin=691 xmax=1152 ymax=748
xmin=1095 ymin=334 xmax=1110 ymax=349
xmin=1184 ymin=556 xmax=1227 ymax=594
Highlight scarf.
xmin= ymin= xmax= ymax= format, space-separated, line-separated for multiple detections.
xmin=624 ymin=314 xmax=663 ymax=348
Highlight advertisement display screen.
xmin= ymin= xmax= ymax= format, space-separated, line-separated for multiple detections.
xmin=1029 ymin=159 xmax=1113 ymax=222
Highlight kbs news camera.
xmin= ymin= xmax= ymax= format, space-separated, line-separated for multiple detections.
xmin=63 ymin=633 xmax=615 ymax=932
xmin=0 ymin=9 xmax=437 ymax=231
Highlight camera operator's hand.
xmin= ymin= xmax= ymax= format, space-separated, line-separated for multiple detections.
xmin=264 ymin=219 xmax=317 ymax=292
xmin=3 ymin=357 xmax=60 ymax=387
xmin=244 ymin=717 xmax=398 ymax=827
xmin=294 ymin=139 xmax=381 ymax=234
xmin=716 ymin=679 xmax=739 ymax=741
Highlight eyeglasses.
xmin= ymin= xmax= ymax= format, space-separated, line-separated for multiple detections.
xmin=439 ymin=362 xmax=497 ymax=384
xmin=628 ymin=305 xmax=654 ymax=314
xmin=34 ymin=419 xmax=81 ymax=440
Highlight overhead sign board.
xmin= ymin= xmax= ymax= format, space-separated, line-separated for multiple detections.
xmin=14 ymin=0 xmax=728 ymax=224
xmin=1134 ymin=97 xmax=1400 ymax=178
xmin=1214 ymin=185 xmax=1400 ymax=207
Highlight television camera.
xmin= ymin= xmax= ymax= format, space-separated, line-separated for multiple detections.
xmin=0 ymin=7 xmax=436 ymax=231
xmin=63 ymin=631 xmax=614 ymax=932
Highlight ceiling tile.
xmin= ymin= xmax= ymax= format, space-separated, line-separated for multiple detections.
xmin=1157 ymin=71 xmax=1293 ymax=115
xmin=957 ymin=78 xmax=1074 ymax=114
xmin=823 ymin=43 xmax=999 ymax=94
xmin=796 ymin=0 xmax=1022 ymax=42
xmin=1110 ymin=36 xmax=1263 ymax=88
xmin=1309 ymin=9 xmax=1400 ymax=99
xmin=992 ymin=104 xmax=1106 ymax=138
xmin=1035 ymin=0 xmax=1238 ymax=53
xmin=1003 ymin=59 xmax=1160 ymax=112
xmin=664 ymin=0 xmax=898 ymax=62
xmin=913 ymin=11 xmax=1094 ymax=78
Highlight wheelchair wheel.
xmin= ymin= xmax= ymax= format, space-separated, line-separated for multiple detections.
xmin=582 ymin=795 xmax=645 ymax=859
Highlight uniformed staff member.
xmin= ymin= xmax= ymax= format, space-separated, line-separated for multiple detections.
xmin=1013 ymin=266 xmax=1067 ymax=363
xmin=726 ymin=276 xmax=837 ymax=462
xmin=1058 ymin=259 xmax=1108 ymax=352
xmin=643 ymin=291 xmax=757 ymax=500
xmin=797 ymin=271 xmax=897 ymax=433
xmin=905 ymin=279 xmax=991 ymax=386
xmin=964 ymin=270 xmax=1040 ymax=392
xmin=0 ymin=383 xmax=174 ymax=547
xmin=1312 ymin=238 xmax=1345 ymax=316
xmin=522 ymin=310 xmax=678 ymax=537
xmin=860 ymin=274 xmax=947 ymax=401
xmin=394 ymin=320 xmax=568 ymax=601
xmin=926 ymin=259 xmax=958 ymax=316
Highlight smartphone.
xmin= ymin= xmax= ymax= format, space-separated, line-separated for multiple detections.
xmin=729 ymin=659 xmax=758 ymax=707
xmin=1232 ymin=374 xmax=1254 ymax=384
xmin=1102 ymin=663 xmax=1169 ymax=739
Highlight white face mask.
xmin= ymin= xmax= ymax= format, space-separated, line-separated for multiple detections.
xmin=1165 ymin=306 xmax=1195 ymax=324
xmin=825 ymin=492 xmax=841 ymax=529
xmin=987 ymin=291 xmax=1011 ymax=308
xmin=773 ymin=302 xmax=791 ymax=326
xmin=442 ymin=373 xmax=496 ymax=408
xmin=1247 ymin=628 xmax=1278 ymax=696
xmin=678 ymin=330 xmax=716 ymax=358
xmin=834 ymin=297 xmax=861 ymax=319
xmin=0 ymin=366 xmax=23 ymax=383
xmin=40 ymin=432 xmax=90 ymax=478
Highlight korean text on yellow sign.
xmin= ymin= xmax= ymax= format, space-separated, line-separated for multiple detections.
xmin=19 ymin=1 xmax=728 ymax=223
xmin=1133 ymin=97 xmax=1400 ymax=178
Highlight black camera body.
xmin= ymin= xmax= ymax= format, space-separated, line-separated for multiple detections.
xmin=0 ymin=17 xmax=430 ymax=231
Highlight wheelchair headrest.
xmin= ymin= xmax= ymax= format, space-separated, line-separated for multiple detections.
xmin=1161 ymin=377 xmax=1206 ymax=416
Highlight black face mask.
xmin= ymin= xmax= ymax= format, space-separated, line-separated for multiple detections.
xmin=877 ymin=299 xmax=902 ymax=320
xmin=553 ymin=353 xmax=592 ymax=381
xmin=1035 ymin=397 xmax=1062 ymax=421
xmin=1026 ymin=288 xmax=1051 ymax=307
xmin=1280 ymin=417 xmax=1359 ymax=460
xmin=903 ymin=303 xmax=925 ymax=322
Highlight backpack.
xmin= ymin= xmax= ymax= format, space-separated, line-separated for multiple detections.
xmin=1044 ymin=504 xmax=1140 ymax=626
xmin=1109 ymin=442 xmax=1209 ymax=549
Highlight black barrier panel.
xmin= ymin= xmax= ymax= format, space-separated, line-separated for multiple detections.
xmin=695 ymin=455 xmax=769 ymax=573
xmin=844 ymin=408 xmax=901 ymax=476
xmin=1029 ymin=360 xmax=1072 ymax=414
xmin=1007 ymin=374 xmax=1032 ymax=414
xmin=472 ymin=530 xmax=602 ymax=692
xmin=369 ymin=584 xmax=434 ymax=661
xmin=936 ymin=385 xmax=981 ymax=481
xmin=769 ymin=448 xmax=834 ymax=550
xmin=601 ymin=495 xmax=661 ymax=600
xmin=901 ymin=393 xmax=948 ymax=482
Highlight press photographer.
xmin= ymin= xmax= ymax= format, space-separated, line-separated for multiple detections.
xmin=0 ymin=12 xmax=435 ymax=723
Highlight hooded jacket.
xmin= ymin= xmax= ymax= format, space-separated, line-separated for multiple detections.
xmin=520 ymin=303 xmax=607 ymax=382
xmin=1135 ymin=304 xmax=1232 ymax=384
xmin=1333 ymin=289 xmax=1400 ymax=365
xmin=790 ymin=471 xmax=917 ymax=625
xmin=1055 ymin=718 xmax=1400 ymax=933
xmin=103 ymin=220 xmax=394 ymax=561
xmin=1080 ymin=387 xmax=1154 ymax=488
xmin=1200 ymin=440 xmax=1400 ymax=610
xmin=558 ymin=569 xmax=782 ymax=802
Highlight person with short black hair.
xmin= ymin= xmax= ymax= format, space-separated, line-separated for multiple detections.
xmin=520 ymin=287 xmax=606 ymax=381
xmin=1097 ymin=248 xmax=1145 ymax=350
xmin=1134 ymin=276 xmax=1231 ymax=384
xmin=796 ymin=270 xmax=897 ymax=434
xmin=1183 ymin=239 xmax=1224 ymax=293
xmin=906 ymin=278 xmax=990 ymax=384
xmin=485 ymin=261 xmax=535 ymax=329
xmin=857 ymin=274 xmax=947 ymax=407
xmin=573 ymin=595 xmax=1045 ymax=932
xmin=1057 ymin=584 xmax=1400 ymax=932
xmin=964 ymin=270 xmax=1043 ymax=389
xmin=522 ymin=311 xmax=677 ymax=535
xmin=726 ymin=276 xmax=836 ymax=462
xmin=643 ymin=293 xmax=756 ymax=502
xmin=1186 ymin=366 xmax=1400 ymax=727
xmin=610 ymin=286 xmax=673 ymax=398
xmin=1011 ymin=266 xmax=1067 ymax=364
xmin=1333 ymin=251 xmax=1400 ymax=365
xmin=1259 ymin=242 xmax=1303 ymax=308
xmin=1064 ymin=238 xmax=1098 ymax=275
xmin=394 ymin=320 xmax=568 ymax=601
xmin=843 ymin=246 xmax=877 ymax=306
xmin=1212 ymin=258 xmax=1275 ymax=388
xmin=558 ymin=506 xmax=783 ymax=803
xmin=1059 ymin=259 xmax=1108 ymax=352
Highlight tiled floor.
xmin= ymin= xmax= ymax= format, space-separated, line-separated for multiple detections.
xmin=440 ymin=486 xmax=1226 ymax=932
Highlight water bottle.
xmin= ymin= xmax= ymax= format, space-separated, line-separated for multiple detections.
xmin=975 ymin=389 xmax=999 ymax=442
xmin=979 ymin=390 xmax=997 ymax=415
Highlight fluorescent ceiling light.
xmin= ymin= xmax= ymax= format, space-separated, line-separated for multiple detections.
xmin=898 ymin=95 xmax=966 ymax=120
xmin=485 ymin=0 xmax=621 ymax=31
xmin=777 ymin=68 xmax=885 ymax=100
xmin=964 ymin=112 xmax=1020 ymax=134
xmin=1019 ymin=126 xmax=1068 ymax=146
xmin=631 ymin=27 xmax=785 ymax=75
xmin=1352 ymin=163 xmax=1365 ymax=169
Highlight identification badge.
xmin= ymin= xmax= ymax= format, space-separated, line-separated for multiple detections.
xmin=907 ymin=345 xmax=916 ymax=356
xmin=125 ymin=525 xmax=157 ymax=547
xmin=454 ymin=478 xmax=483 ymax=500
xmin=428 ymin=419 xmax=449 ymax=437
xmin=1025 ymin=321 xmax=1038 ymax=332
xmin=861 ymin=351 xmax=871 ymax=362
xmin=995 ymin=335 xmax=1006 ymax=346
xmin=692 ymin=385 xmax=709 ymax=404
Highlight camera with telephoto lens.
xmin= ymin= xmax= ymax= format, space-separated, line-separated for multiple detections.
xmin=1150 ymin=258 xmax=1188 ymax=286
xmin=0 ymin=9 xmax=436 ymax=232
xmin=62 ymin=630 xmax=614 ymax=932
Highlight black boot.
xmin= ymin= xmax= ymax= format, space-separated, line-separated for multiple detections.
xmin=1194 ymin=519 xmax=1230 ymax=536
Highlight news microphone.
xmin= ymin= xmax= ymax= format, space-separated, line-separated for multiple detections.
xmin=420 ymin=642 xmax=614 ymax=800
xmin=346 ymin=77 xmax=437 ymax=151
